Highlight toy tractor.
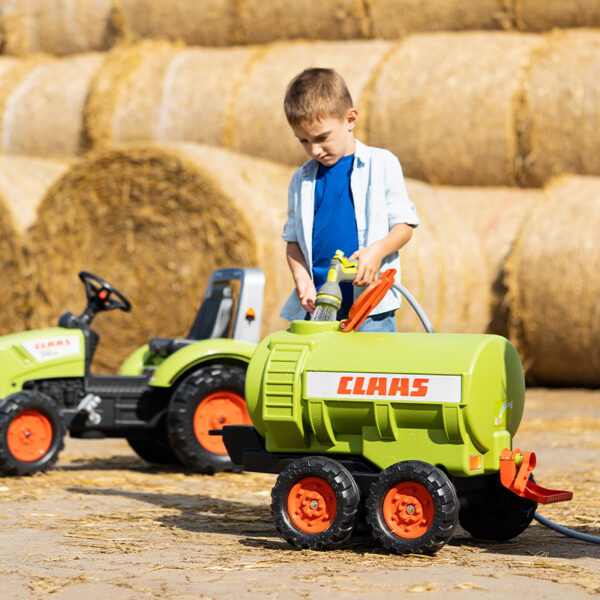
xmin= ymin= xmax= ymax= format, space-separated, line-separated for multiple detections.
xmin=218 ymin=258 xmax=572 ymax=555
xmin=0 ymin=268 xmax=264 ymax=476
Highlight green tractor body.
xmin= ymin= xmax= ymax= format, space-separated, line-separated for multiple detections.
xmin=0 ymin=269 xmax=264 ymax=476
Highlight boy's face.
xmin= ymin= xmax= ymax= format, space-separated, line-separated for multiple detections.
xmin=291 ymin=109 xmax=358 ymax=167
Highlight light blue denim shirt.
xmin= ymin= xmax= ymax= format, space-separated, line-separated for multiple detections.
xmin=280 ymin=139 xmax=419 ymax=321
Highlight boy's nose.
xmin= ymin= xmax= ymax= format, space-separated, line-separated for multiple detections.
xmin=309 ymin=144 xmax=323 ymax=158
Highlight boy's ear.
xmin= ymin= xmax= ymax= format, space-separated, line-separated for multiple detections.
xmin=346 ymin=108 xmax=359 ymax=131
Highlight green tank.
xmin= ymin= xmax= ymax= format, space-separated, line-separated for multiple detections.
xmin=245 ymin=320 xmax=524 ymax=477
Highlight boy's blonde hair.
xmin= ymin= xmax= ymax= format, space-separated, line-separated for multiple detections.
xmin=284 ymin=68 xmax=353 ymax=126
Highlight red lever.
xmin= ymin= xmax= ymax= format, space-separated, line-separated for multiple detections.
xmin=339 ymin=269 xmax=396 ymax=333
xmin=499 ymin=448 xmax=573 ymax=504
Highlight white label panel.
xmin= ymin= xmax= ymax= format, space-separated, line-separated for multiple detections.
xmin=305 ymin=371 xmax=462 ymax=403
xmin=21 ymin=336 xmax=81 ymax=363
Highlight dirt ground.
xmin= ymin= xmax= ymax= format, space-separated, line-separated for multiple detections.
xmin=0 ymin=388 xmax=598 ymax=599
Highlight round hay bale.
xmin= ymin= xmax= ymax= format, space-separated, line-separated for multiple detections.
xmin=0 ymin=0 xmax=117 ymax=56
xmin=228 ymin=40 xmax=394 ymax=165
xmin=515 ymin=0 xmax=600 ymax=31
xmin=505 ymin=176 xmax=600 ymax=386
xmin=85 ymin=41 xmax=258 ymax=150
xmin=2 ymin=52 xmax=105 ymax=156
xmin=521 ymin=30 xmax=600 ymax=187
xmin=437 ymin=184 xmax=541 ymax=336
xmin=368 ymin=32 xmax=542 ymax=186
xmin=115 ymin=0 xmax=236 ymax=47
xmin=397 ymin=179 xmax=490 ymax=334
xmin=28 ymin=143 xmax=293 ymax=373
xmin=369 ymin=0 xmax=512 ymax=38
xmin=235 ymin=0 xmax=368 ymax=44
xmin=0 ymin=155 xmax=72 ymax=334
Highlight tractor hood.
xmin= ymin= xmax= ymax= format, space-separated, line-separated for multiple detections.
xmin=0 ymin=327 xmax=86 ymax=398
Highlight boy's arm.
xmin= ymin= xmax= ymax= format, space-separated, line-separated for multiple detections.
xmin=286 ymin=241 xmax=317 ymax=313
xmin=349 ymin=223 xmax=413 ymax=286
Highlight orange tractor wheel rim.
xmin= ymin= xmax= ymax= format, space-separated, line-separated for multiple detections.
xmin=383 ymin=481 xmax=434 ymax=539
xmin=288 ymin=477 xmax=337 ymax=534
xmin=193 ymin=391 xmax=251 ymax=455
xmin=7 ymin=410 xmax=53 ymax=462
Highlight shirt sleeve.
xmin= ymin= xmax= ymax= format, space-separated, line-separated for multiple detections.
xmin=385 ymin=153 xmax=420 ymax=229
xmin=281 ymin=170 xmax=300 ymax=242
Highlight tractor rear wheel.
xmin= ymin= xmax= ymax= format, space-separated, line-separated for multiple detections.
xmin=167 ymin=364 xmax=250 ymax=473
xmin=366 ymin=460 xmax=458 ymax=555
xmin=271 ymin=456 xmax=360 ymax=550
xmin=458 ymin=473 xmax=537 ymax=541
xmin=127 ymin=416 xmax=181 ymax=465
xmin=0 ymin=391 xmax=65 ymax=475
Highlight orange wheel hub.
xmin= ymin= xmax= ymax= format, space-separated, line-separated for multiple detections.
xmin=7 ymin=410 xmax=53 ymax=462
xmin=193 ymin=391 xmax=251 ymax=454
xmin=287 ymin=477 xmax=337 ymax=534
xmin=383 ymin=481 xmax=434 ymax=539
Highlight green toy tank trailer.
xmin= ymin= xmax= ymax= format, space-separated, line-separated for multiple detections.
xmin=219 ymin=260 xmax=572 ymax=555
xmin=0 ymin=268 xmax=264 ymax=476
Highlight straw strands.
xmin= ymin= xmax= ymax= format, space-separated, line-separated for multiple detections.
xmin=1 ymin=52 xmax=105 ymax=155
xmin=504 ymin=176 xmax=600 ymax=386
xmin=27 ymin=143 xmax=293 ymax=372
xmin=0 ymin=154 xmax=72 ymax=334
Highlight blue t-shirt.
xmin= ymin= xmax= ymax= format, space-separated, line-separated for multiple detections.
xmin=312 ymin=154 xmax=359 ymax=308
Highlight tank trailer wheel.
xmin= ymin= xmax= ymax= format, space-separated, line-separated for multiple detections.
xmin=167 ymin=364 xmax=250 ymax=474
xmin=459 ymin=473 xmax=537 ymax=541
xmin=366 ymin=460 xmax=459 ymax=555
xmin=271 ymin=456 xmax=360 ymax=550
xmin=0 ymin=391 xmax=66 ymax=476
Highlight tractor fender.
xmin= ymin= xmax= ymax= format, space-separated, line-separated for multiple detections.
xmin=148 ymin=338 xmax=256 ymax=388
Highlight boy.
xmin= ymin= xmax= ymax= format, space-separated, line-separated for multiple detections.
xmin=280 ymin=67 xmax=419 ymax=332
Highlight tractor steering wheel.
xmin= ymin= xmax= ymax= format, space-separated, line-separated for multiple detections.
xmin=78 ymin=271 xmax=132 ymax=313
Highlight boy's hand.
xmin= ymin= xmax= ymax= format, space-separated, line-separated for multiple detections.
xmin=349 ymin=242 xmax=384 ymax=286
xmin=296 ymin=278 xmax=317 ymax=313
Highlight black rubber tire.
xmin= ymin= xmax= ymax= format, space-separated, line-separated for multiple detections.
xmin=459 ymin=473 xmax=537 ymax=541
xmin=0 ymin=391 xmax=66 ymax=476
xmin=167 ymin=364 xmax=246 ymax=474
xmin=126 ymin=432 xmax=180 ymax=465
xmin=271 ymin=456 xmax=360 ymax=550
xmin=366 ymin=460 xmax=459 ymax=555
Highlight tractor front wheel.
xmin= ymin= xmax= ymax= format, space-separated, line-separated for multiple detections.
xmin=0 ymin=391 xmax=65 ymax=476
xmin=271 ymin=456 xmax=360 ymax=550
xmin=366 ymin=460 xmax=458 ymax=555
xmin=167 ymin=364 xmax=250 ymax=473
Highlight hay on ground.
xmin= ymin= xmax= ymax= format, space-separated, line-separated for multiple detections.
xmin=0 ymin=0 xmax=117 ymax=56
xmin=228 ymin=40 xmax=393 ymax=165
xmin=521 ymin=30 xmax=600 ymax=187
xmin=2 ymin=53 xmax=105 ymax=156
xmin=84 ymin=41 xmax=258 ymax=150
xmin=368 ymin=32 xmax=542 ymax=186
xmin=0 ymin=155 xmax=72 ymax=334
xmin=505 ymin=176 xmax=600 ymax=386
xmin=27 ymin=143 xmax=293 ymax=373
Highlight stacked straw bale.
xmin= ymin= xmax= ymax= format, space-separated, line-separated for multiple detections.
xmin=521 ymin=30 xmax=600 ymax=187
xmin=227 ymin=40 xmax=394 ymax=164
xmin=85 ymin=41 xmax=258 ymax=150
xmin=514 ymin=0 xmax=600 ymax=31
xmin=367 ymin=32 xmax=542 ymax=186
xmin=397 ymin=179 xmax=491 ymax=335
xmin=0 ymin=0 xmax=118 ymax=56
xmin=0 ymin=155 xmax=72 ymax=334
xmin=1 ymin=52 xmax=105 ymax=156
xmin=27 ymin=143 xmax=293 ymax=373
xmin=504 ymin=176 xmax=600 ymax=386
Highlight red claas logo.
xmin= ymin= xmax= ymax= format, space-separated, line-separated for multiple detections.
xmin=34 ymin=338 xmax=72 ymax=350
xmin=336 ymin=376 xmax=429 ymax=397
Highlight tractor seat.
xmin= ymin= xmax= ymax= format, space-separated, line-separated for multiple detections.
xmin=149 ymin=284 xmax=234 ymax=358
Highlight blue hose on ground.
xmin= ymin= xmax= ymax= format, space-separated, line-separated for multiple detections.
xmin=534 ymin=512 xmax=600 ymax=544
